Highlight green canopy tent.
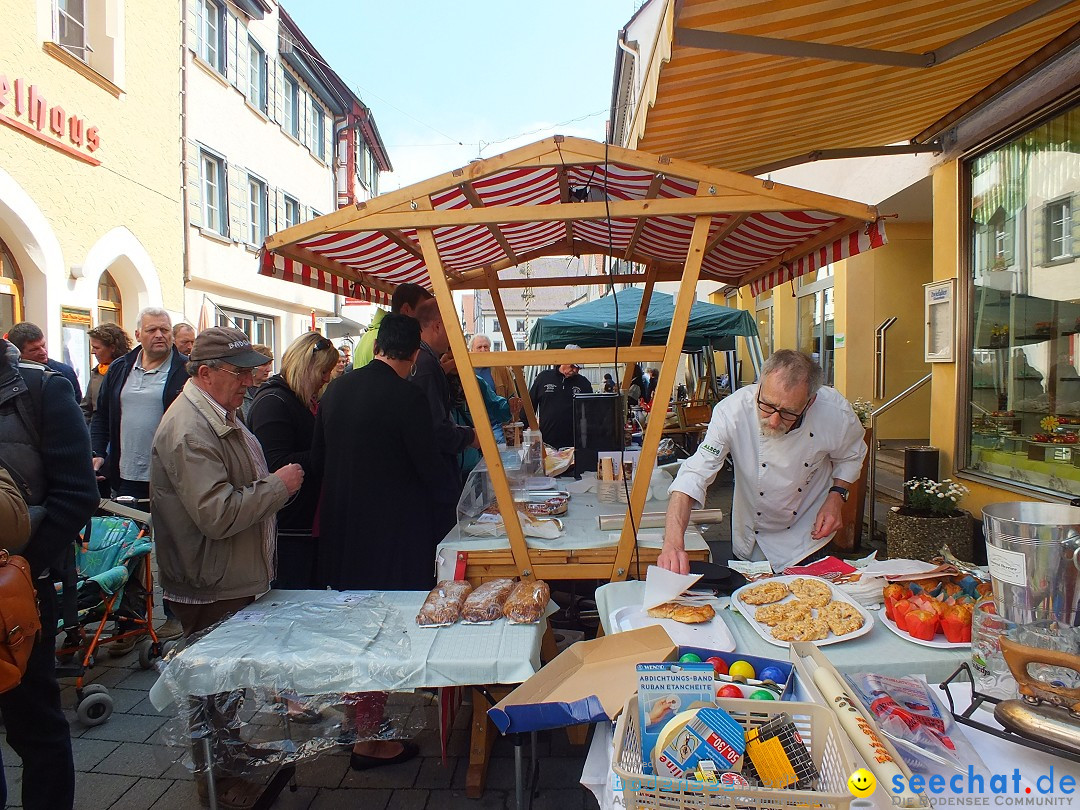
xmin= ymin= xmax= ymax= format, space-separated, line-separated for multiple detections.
xmin=528 ymin=287 xmax=763 ymax=392
xmin=529 ymin=287 xmax=758 ymax=349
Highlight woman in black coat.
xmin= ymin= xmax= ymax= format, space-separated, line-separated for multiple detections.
xmin=248 ymin=331 xmax=340 ymax=589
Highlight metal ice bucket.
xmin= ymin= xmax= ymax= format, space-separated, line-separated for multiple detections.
xmin=982 ymin=502 xmax=1080 ymax=626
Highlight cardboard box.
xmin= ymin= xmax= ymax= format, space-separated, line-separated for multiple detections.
xmin=488 ymin=625 xmax=677 ymax=734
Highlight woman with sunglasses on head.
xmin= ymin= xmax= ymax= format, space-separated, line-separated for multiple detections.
xmin=657 ymin=350 xmax=867 ymax=575
xmin=247 ymin=332 xmax=339 ymax=589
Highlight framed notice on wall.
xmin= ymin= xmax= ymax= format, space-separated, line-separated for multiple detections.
xmin=924 ymin=280 xmax=956 ymax=363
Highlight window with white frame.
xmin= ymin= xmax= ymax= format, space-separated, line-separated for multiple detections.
xmin=493 ymin=340 xmax=503 ymax=352
xmin=310 ymin=100 xmax=325 ymax=160
xmin=516 ymin=341 xmax=526 ymax=351
xmin=197 ymin=0 xmax=225 ymax=74
xmin=755 ymin=289 xmax=774 ymax=359
xmin=356 ymin=131 xmax=372 ymax=189
xmin=217 ymin=308 xmax=274 ymax=349
xmin=284 ymin=195 xmax=300 ymax=228
xmin=54 ymin=0 xmax=87 ymax=61
xmin=282 ymin=73 xmax=299 ymax=138
xmin=1047 ymin=198 xmax=1073 ymax=261
xmin=515 ymin=319 xmax=526 ymax=332
xmin=490 ymin=319 xmax=500 ymax=334
xmin=247 ymin=37 xmax=267 ymax=113
xmin=200 ymin=151 xmax=227 ymax=236
xmin=247 ymin=176 xmax=268 ymax=245
xmin=796 ymin=265 xmax=835 ymax=386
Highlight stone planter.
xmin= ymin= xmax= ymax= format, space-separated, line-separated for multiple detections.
xmin=886 ymin=508 xmax=973 ymax=562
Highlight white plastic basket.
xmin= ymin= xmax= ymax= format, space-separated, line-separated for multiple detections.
xmin=612 ymin=695 xmax=856 ymax=810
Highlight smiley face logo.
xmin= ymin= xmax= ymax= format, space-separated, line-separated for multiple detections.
xmin=848 ymin=768 xmax=876 ymax=797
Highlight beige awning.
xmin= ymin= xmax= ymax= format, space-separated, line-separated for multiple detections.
xmin=623 ymin=0 xmax=1080 ymax=172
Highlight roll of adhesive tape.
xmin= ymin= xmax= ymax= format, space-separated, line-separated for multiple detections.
xmin=651 ymin=710 xmax=698 ymax=772
xmin=812 ymin=667 xmax=920 ymax=808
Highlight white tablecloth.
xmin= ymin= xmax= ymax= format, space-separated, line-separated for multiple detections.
xmin=149 ymin=589 xmax=549 ymax=709
xmin=435 ymin=490 xmax=711 ymax=581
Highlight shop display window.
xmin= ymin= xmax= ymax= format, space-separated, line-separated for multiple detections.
xmin=965 ymin=104 xmax=1080 ymax=495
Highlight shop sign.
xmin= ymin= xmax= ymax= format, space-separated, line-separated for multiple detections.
xmin=0 ymin=74 xmax=101 ymax=166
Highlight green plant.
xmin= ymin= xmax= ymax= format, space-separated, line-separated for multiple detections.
xmin=904 ymin=478 xmax=969 ymax=516
xmin=850 ymin=397 xmax=873 ymax=428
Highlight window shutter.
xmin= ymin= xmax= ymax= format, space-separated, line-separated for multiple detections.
xmin=188 ymin=0 xmax=201 ymax=56
xmin=226 ymin=161 xmax=244 ymax=242
xmin=276 ymin=189 xmax=285 ymax=231
xmin=186 ymin=141 xmax=203 ymax=228
xmin=236 ymin=32 xmax=250 ymax=97
xmin=225 ymin=12 xmax=239 ymax=86
xmin=1071 ymin=195 xmax=1079 ymax=252
xmin=1033 ymin=205 xmax=1047 ymax=267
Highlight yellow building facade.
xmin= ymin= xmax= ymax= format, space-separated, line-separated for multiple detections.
xmin=0 ymin=0 xmax=183 ymax=388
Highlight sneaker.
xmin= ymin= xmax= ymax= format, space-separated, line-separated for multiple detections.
xmin=108 ymin=636 xmax=137 ymax=657
xmin=157 ymin=619 xmax=185 ymax=640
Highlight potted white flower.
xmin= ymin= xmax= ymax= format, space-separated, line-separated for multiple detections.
xmin=886 ymin=478 xmax=973 ymax=561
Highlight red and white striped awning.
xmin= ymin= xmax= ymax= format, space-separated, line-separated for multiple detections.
xmin=260 ymin=137 xmax=884 ymax=297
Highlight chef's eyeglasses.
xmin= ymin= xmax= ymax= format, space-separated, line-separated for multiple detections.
xmin=756 ymin=393 xmax=810 ymax=423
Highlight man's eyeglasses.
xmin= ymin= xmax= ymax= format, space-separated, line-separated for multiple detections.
xmin=216 ymin=365 xmax=254 ymax=382
xmin=757 ymin=393 xmax=810 ymax=423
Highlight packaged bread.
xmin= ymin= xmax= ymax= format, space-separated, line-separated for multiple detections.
xmin=503 ymin=580 xmax=551 ymax=624
xmin=416 ymin=580 xmax=473 ymax=627
xmin=461 ymin=578 xmax=516 ymax=623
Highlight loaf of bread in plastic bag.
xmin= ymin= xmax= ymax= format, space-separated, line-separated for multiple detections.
xmin=416 ymin=580 xmax=474 ymax=626
xmin=503 ymin=579 xmax=550 ymax=624
xmin=461 ymin=578 xmax=516 ymax=623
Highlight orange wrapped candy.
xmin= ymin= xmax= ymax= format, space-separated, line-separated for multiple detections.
xmin=905 ymin=609 xmax=940 ymax=641
xmin=941 ymin=604 xmax=973 ymax=643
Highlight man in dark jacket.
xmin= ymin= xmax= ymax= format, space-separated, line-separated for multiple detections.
xmin=90 ymin=308 xmax=188 ymax=498
xmin=528 ymin=345 xmax=593 ymax=449
xmin=410 ymin=299 xmax=479 ymax=540
xmin=89 ymin=307 xmax=188 ymax=644
xmin=0 ymin=338 xmax=98 ymax=810
xmin=6 ymin=321 xmax=82 ymax=402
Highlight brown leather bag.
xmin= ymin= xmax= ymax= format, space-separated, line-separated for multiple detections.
xmin=0 ymin=550 xmax=40 ymax=693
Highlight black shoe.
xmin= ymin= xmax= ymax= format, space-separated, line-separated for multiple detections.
xmin=349 ymin=741 xmax=419 ymax=771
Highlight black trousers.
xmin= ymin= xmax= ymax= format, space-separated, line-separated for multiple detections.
xmin=0 ymin=581 xmax=75 ymax=810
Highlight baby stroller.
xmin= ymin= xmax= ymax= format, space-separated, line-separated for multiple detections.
xmin=54 ymin=498 xmax=162 ymax=726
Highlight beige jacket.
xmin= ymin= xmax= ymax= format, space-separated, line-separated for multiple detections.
xmin=150 ymin=381 xmax=289 ymax=602
xmin=490 ymin=365 xmax=518 ymax=399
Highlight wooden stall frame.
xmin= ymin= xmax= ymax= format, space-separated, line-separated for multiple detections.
xmin=262 ymin=136 xmax=880 ymax=585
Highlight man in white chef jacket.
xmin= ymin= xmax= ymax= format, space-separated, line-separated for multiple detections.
xmin=658 ymin=350 xmax=867 ymax=574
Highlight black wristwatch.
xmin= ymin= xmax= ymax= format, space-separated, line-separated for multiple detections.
xmin=829 ymin=485 xmax=850 ymax=502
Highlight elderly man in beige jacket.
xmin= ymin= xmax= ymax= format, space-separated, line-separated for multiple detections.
xmin=150 ymin=327 xmax=302 ymax=808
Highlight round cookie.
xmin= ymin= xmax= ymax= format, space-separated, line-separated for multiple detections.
xmin=771 ymin=616 xmax=829 ymax=642
xmin=789 ymin=578 xmax=833 ymax=608
xmin=821 ymin=600 xmax=865 ymax=636
xmin=740 ymin=581 xmax=790 ymax=605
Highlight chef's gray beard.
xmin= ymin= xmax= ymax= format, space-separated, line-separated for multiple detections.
xmin=758 ymin=417 xmax=787 ymax=438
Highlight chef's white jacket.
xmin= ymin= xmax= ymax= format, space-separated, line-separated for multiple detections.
xmin=669 ymin=384 xmax=867 ymax=571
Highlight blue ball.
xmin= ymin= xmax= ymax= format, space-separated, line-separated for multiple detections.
xmin=759 ymin=665 xmax=786 ymax=684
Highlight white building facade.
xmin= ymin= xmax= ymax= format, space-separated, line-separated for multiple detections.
xmin=182 ymin=0 xmax=389 ymax=352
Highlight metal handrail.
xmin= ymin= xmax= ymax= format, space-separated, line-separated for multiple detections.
xmin=866 ymin=373 xmax=933 ymax=535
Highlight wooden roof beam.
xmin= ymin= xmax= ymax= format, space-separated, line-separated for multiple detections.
xmin=557 ymin=165 xmax=577 ymax=251
xmin=623 ymin=174 xmax=665 ymax=260
xmin=704 ymin=213 xmax=749 ymax=255
xmin=460 ymin=181 xmax=520 ymax=266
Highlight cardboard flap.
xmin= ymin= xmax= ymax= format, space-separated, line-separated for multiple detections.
xmin=489 ymin=625 xmax=676 ymax=735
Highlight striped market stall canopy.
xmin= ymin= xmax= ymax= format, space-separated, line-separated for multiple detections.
xmin=259 ymin=136 xmax=883 ymax=300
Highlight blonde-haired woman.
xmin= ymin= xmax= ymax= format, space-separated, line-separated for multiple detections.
xmin=248 ymin=332 xmax=339 ymax=589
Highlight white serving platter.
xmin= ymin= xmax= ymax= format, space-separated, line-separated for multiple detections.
xmin=878 ymin=610 xmax=971 ymax=649
xmin=609 ymin=602 xmax=735 ymax=651
xmin=731 ymin=574 xmax=874 ymax=647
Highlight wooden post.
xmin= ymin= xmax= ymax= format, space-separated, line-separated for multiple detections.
xmin=621 ymin=265 xmax=657 ymax=390
xmin=415 ymin=222 xmax=536 ymax=582
xmin=611 ymin=190 xmax=714 ymax=582
xmin=484 ymin=268 xmax=538 ymax=430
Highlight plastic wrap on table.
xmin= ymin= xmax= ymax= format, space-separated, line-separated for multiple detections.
xmin=461 ymin=579 xmax=515 ymax=623
xmin=416 ymin=580 xmax=473 ymax=626
xmin=845 ymin=672 xmax=989 ymax=779
xmin=460 ymin=511 xmax=563 ymax=540
xmin=503 ymin=580 xmax=551 ymax=624
xmin=152 ymin=594 xmax=429 ymax=776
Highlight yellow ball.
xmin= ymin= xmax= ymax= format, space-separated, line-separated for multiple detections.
xmin=728 ymin=660 xmax=755 ymax=680
xmin=847 ymin=768 xmax=876 ymax=797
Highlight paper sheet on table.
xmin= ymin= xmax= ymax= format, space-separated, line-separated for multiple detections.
xmin=642 ymin=564 xmax=701 ymax=610
xmin=858 ymin=558 xmax=941 ymax=577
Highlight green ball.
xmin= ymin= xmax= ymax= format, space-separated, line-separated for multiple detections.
xmin=748 ymin=689 xmax=775 ymax=701
xmin=678 ymin=653 xmax=702 ymax=663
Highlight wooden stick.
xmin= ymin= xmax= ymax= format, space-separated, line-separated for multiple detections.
xmin=484 ymin=268 xmax=538 ymax=430
xmin=621 ymin=266 xmax=657 ymax=390
xmin=612 ymin=189 xmax=713 ymax=582
xmin=416 ymin=216 xmax=536 ymax=582
xmin=469 ymin=346 xmax=665 ymax=367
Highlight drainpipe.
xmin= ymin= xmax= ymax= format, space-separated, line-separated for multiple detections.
xmin=179 ymin=0 xmax=191 ymax=288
